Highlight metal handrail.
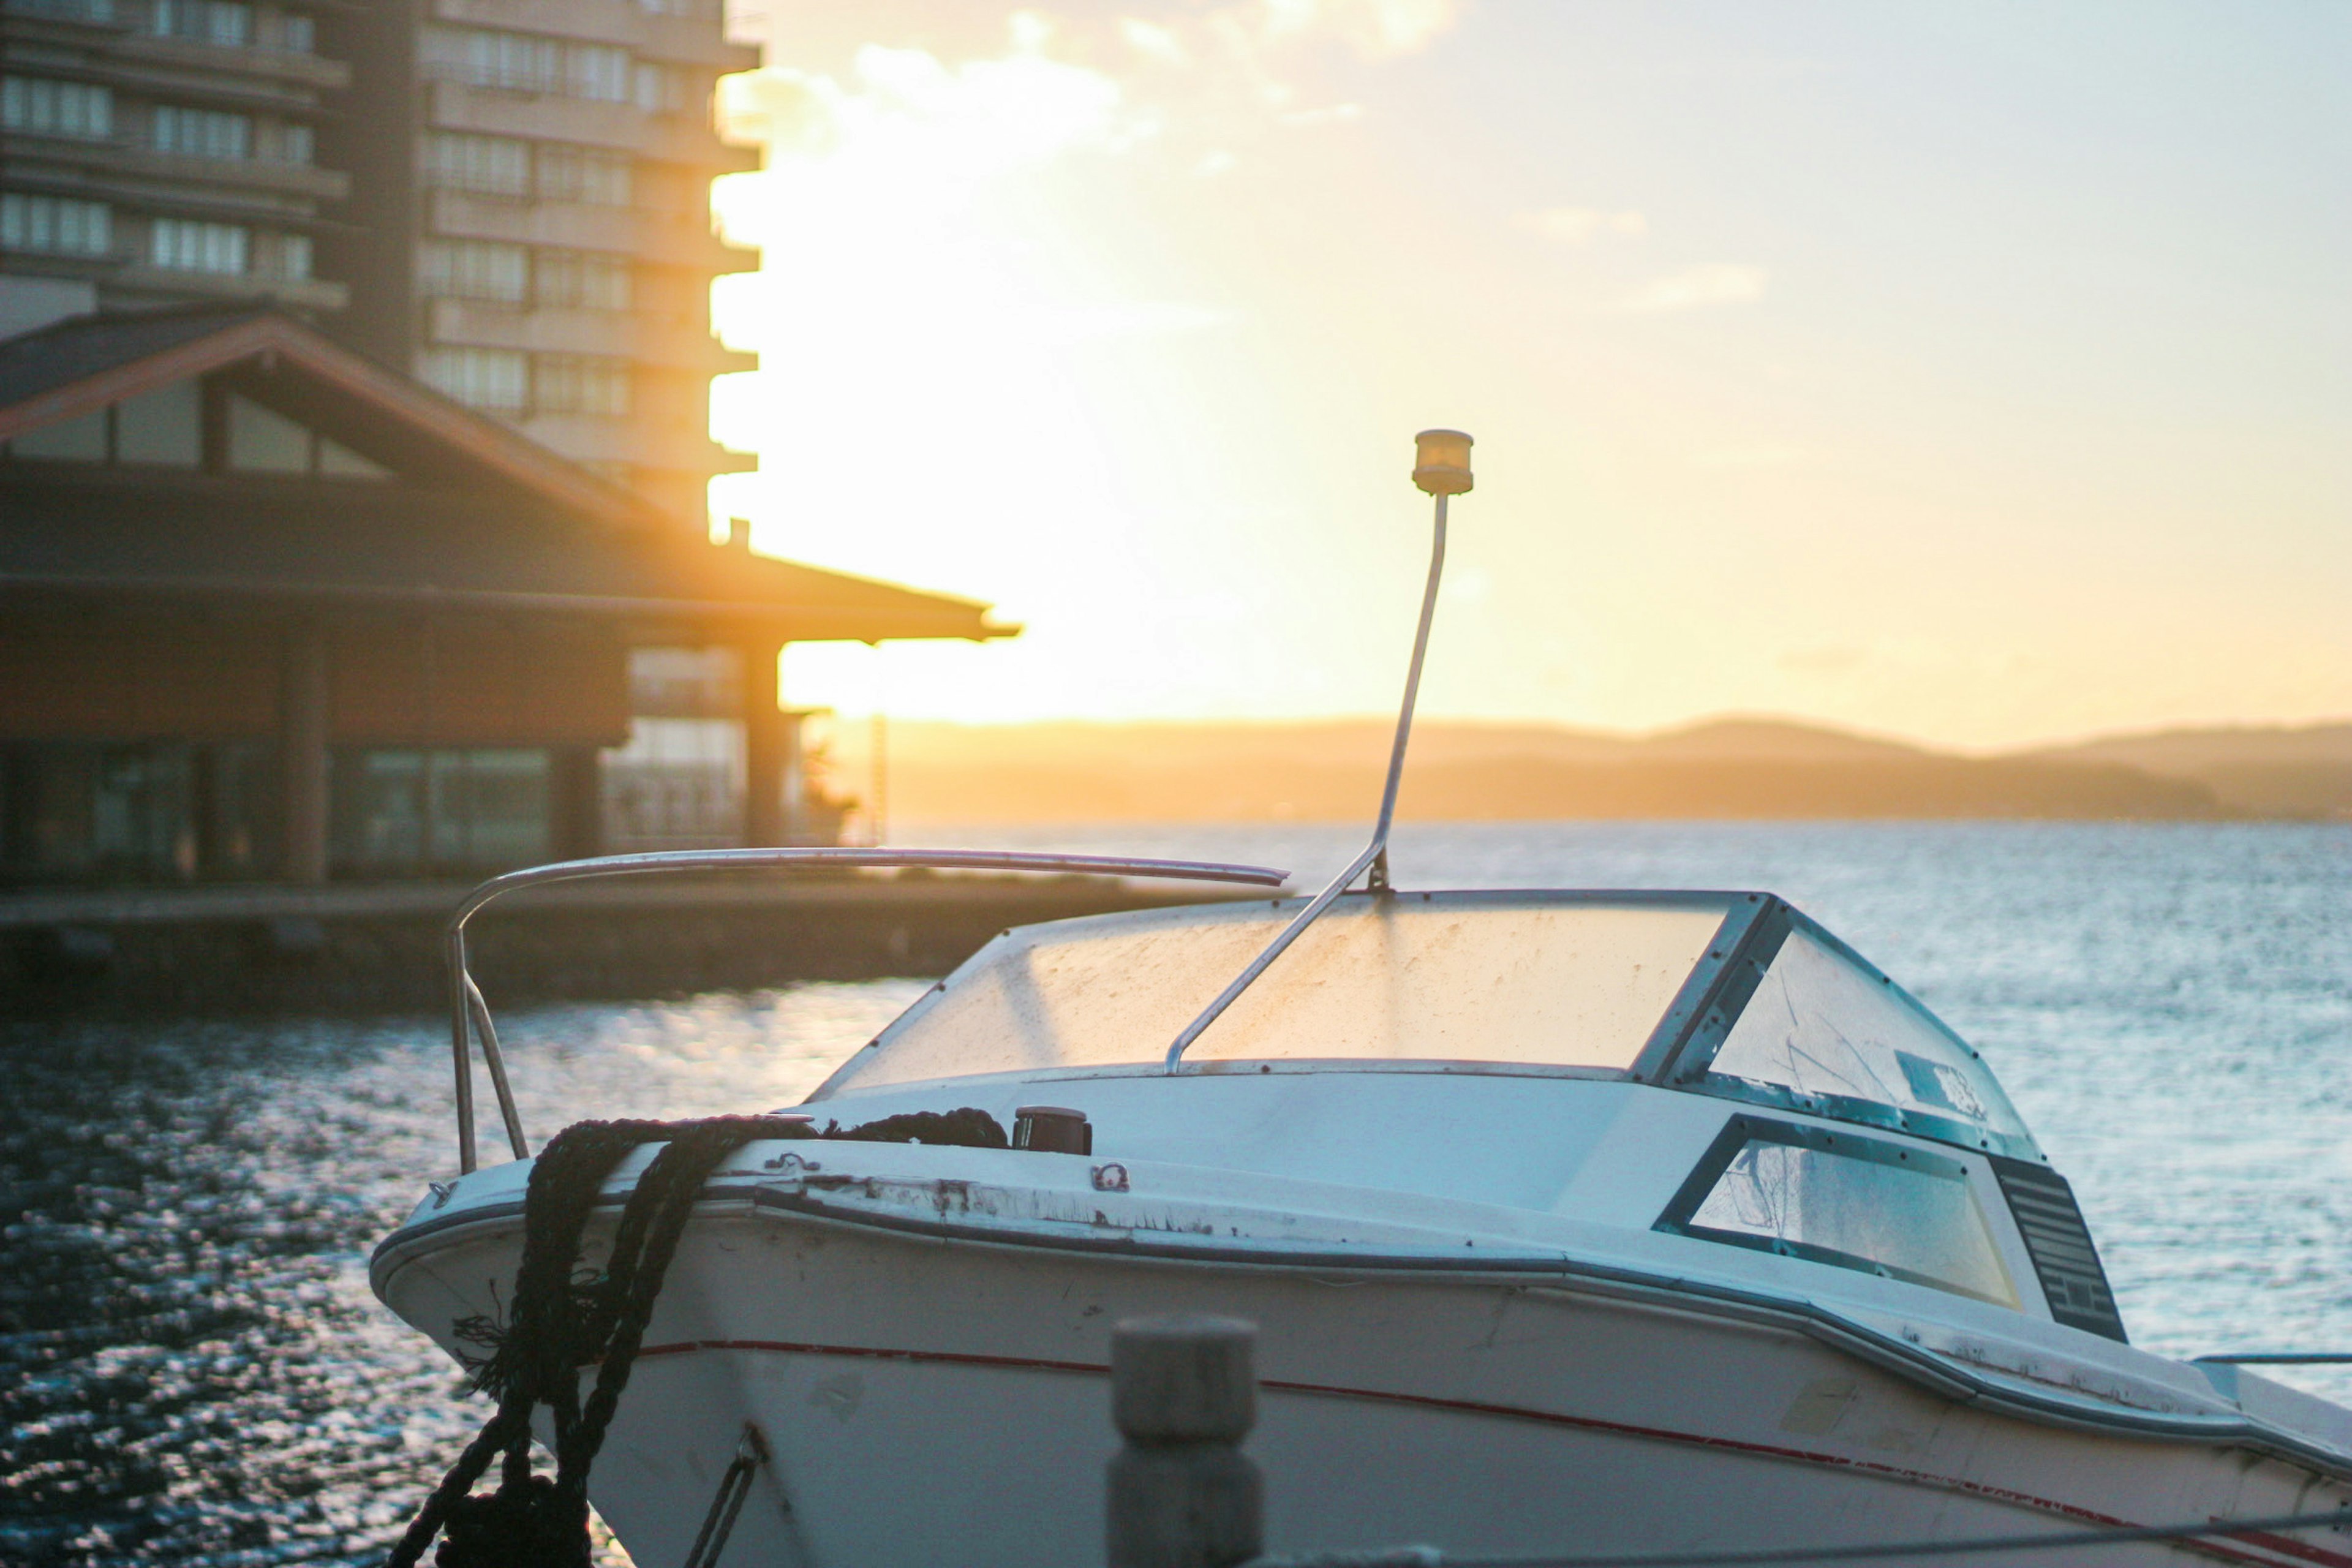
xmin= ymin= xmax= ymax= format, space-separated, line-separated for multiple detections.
xmin=1164 ymin=491 xmax=1452 ymax=1072
xmin=443 ymin=846 xmax=1291 ymax=1172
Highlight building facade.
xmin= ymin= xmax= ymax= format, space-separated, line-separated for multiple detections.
xmin=0 ymin=0 xmax=350 ymax=331
xmin=2 ymin=0 xmax=758 ymax=526
xmin=320 ymin=0 xmax=757 ymax=527
xmin=0 ymin=306 xmax=1009 ymax=885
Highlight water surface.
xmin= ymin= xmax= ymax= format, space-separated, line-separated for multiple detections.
xmin=4 ymin=823 xmax=2348 ymax=1564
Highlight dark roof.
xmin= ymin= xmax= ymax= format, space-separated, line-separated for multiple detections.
xmin=0 ymin=309 xmax=1014 ymax=642
xmin=0 ymin=303 xmax=662 ymax=529
xmin=0 ymin=301 xmax=275 ymax=410
xmin=0 ymin=466 xmax=1011 ymax=641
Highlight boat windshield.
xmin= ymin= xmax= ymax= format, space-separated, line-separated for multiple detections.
xmin=813 ymin=893 xmax=1737 ymax=1095
xmin=1689 ymin=923 xmax=2040 ymax=1159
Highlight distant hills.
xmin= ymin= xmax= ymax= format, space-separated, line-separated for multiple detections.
xmin=849 ymin=716 xmax=2352 ymax=824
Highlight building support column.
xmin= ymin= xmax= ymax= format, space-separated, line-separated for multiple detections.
xmin=280 ymin=619 xmax=330 ymax=884
xmin=741 ymin=639 xmax=785 ymax=847
xmin=549 ymin=745 xmax=603 ymax=861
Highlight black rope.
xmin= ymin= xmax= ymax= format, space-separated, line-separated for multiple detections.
xmin=390 ymin=1107 xmax=1008 ymax=1568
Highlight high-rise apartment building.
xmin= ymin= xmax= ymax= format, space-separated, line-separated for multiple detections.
xmin=320 ymin=0 xmax=757 ymax=526
xmin=0 ymin=0 xmax=350 ymax=332
xmin=1 ymin=0 xmax=757 ymax=526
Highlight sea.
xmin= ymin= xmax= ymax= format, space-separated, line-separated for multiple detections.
xmin=3 ymin=821 xmax=2349 ymax=1566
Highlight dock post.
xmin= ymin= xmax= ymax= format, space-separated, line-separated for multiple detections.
xmin=1108 ymin=1315 xmax=1264 ymax=1568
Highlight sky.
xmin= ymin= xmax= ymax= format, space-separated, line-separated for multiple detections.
xmin=703 ymin=2 xmax=2352 ymax=752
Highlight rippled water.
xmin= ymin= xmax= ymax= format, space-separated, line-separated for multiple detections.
xmin=4 ymin=823 xmax=2348 ymax=1566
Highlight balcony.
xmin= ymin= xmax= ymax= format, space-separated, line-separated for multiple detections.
xmin=99 ymin=33 xmax=350 ymax=94
xmin=428 ymin=0 xmax=758 ymax=71
xmin=104 ymin=262 xmax=349 ymax=310
xmin=428 ymin=82 xmax=754 ymax=170
xmin=424 ymin=297 xmax=750 ymax=373
xmin=4 ymin=134 xmax=350 ymax=203
xmin=424 ymin=189 xmax=752 ymax=272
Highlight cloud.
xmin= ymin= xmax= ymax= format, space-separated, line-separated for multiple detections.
xmin=1516 ymin=206 xmax=1646 ymax=246
xmin=1259 ymin=0 xmax=1462 ymax=56
xmin=719 ymin=18 xmax=1125 ymax=193
xmin=1613 ymin=263 xmax=1767 ymax=314
xmin=1278 ymin=102 xmax=1364 ymax=127
xmin=1120 ymin=17 xmax=1189 ymax=66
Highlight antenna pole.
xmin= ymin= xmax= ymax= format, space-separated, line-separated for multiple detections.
xmin=1164 ymin=480 xmax=1457 ymax=1072
xmin=1368 ymin=491 xmax=1446 ymax=892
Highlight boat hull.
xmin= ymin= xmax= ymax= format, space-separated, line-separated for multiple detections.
xmin=375 ymin=1200 xmax=2352 ymax=1568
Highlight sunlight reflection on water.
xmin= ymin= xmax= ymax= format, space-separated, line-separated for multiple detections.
xmin=2 ymin=822 xmax=2348 ymax=1565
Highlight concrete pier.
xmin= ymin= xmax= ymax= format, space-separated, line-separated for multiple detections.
xmin=0 ymin=872 xmax=1258 ymax=1012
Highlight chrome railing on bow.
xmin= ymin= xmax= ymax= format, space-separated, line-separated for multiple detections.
xmin=443 ymin=847 xmax=1292 ymax=1172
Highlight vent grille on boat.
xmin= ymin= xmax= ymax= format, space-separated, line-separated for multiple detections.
xmin=1991 ymin=1158 xmax=2127 ymax=1343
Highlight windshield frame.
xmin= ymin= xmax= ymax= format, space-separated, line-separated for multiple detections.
xmin=1649 ymin=895 xmax=2046 ymax=1164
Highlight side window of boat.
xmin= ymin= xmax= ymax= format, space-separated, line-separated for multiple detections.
xmin=1698 ymin=925 xmax=2037 ymax=1158
xmin=1656 ymin=1116 xmax=2020 ymax=1310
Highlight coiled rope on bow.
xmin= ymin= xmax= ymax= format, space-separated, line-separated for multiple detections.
xmin=389 ymin=1107 xmax=1008 ymax=1568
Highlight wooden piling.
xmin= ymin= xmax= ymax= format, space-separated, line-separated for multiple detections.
xmin=1107 ymin=1315 xmax=1264 ymax=1568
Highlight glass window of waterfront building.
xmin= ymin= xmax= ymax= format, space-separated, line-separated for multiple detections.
xmin=153 ymin=104 xmax=253 ymax=159
xmin=331 ymin=749 xmax=551 ymax=876
xmin=279 ymin=122 xmax=314 ymax=164
xmin=418 ymin=345 xmax=529 ymax=412
xmin=3 ymin=76 xmax=114 ymax=139
xmin=535 ymin=249 xmax=631 ymax=312
xmin=9 ymin=408 xmax=108 ymax=461
xmin=114 ymin=382 xmax=201 ymax=467
xmin=2 ymin=193 xmax=111 ymax=256
xmin=280 ymin=10 xmax=312 ymax=51
xmin=227 ymin=394 xmax=309 ymax=473
xmin=533 ymin=355 xmax=631 ymax=417
xmin=416 ymin=238 xmax=529 ymax=303
xmin=421 ymin=132 xmax=530 ymax=197
xmin=421 ymin=28 xmax=636 ymax=105
xmin=0 ymin=743 xmax=274 ymax=883
xmin=279 ymin=232 xmax=312 ymax=280
xmin=153 ymin=0 xmax=253 ymax=48
xmin=535 ymin=144 xmax=632 ymax=206
xmin=151 ymin=218 xmax=248 ymax=274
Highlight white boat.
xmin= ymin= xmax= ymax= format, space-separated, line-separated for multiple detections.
xmin=375 ymin=433 xmax=2352 ymax=1567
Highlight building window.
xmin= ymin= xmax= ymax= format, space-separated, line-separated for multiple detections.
xmin=280 ymin=11 xmax=313 ymax=51
xmin=114 ymin=381 xmax=200 ymax=467
xmin=279 ymin=122 xmax=314 ymax=164
xmin=535 ymin=143 xmax=632 ymax=206
xmin=8 ymin=408 xmax=108 ymax=461
xmin=423 ymin=26 xmax=559 ymax=94
xmin=417 ymin=238 xmax=528 ymax=303
xmin=418 ymin=345 xmax=529 ymax=413
xmin=533 ymin=355 xmax=631 ymax=417
xmin=2 ymin=193 xmax=111 ymax=256
xmin=421 ymin=26 xmax=632 ymax=104
xmin=226 ymin=393 xmax=307 ymax=472
xmin=278 ymin=232 xmax=312 ymax=280
xmin=570 ymin=43 xmax=630 ymax=104
xmin=150 ymin=217 xmax=247 ymax=273
xmin=3 ymin=77 xmax=115 ymax=140
xmin=332 ymin=749 xmax=551 ymax=876
xmin=153 ymin=0 xmax=253 ymax=48
xmin=153 ymin=104 xmax=253 ymax=160
xmin=632 ymin=61 xmax=689 ymax=115
xmin=535 ymin=249 xmax=631 ymax=312
xmin=420 ymin=131 xmax=531 ymax=197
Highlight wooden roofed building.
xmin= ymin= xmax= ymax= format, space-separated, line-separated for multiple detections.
xmin=0 ymin=303 xmax=1011 ymax=886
